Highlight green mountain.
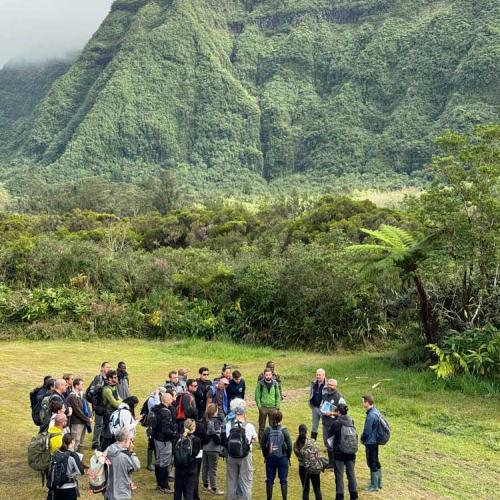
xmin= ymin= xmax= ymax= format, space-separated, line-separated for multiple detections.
xmin=0 ymin=0 xmax=498 ymax=194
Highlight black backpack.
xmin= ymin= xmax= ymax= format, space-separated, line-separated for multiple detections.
xmin=376 ymin=413 xmax=391 ymax=445
xmin=227 ymin=421 xmax=250 ymax=459
xmin=30 ymin=386 xmax=46 ymax=426
xmin=174 ymin=436 xmax=193 ymax=467
xmin=47 ymin=451 xmax=70 ymax=491
xmin=140 ymin=398 xmax=150 ymax=428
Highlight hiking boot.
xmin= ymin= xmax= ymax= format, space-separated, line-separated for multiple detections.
xmin=365 ymin=471 xmax=379 ymax=493
xmin=157 ymin=486 xmax=174 ymax=494
xmin=311 ymin=431 xmax=318 ymax=440
xmin=378 ymin=468 xmax=382 ymax=489
xmin=281 ymin=483 xmax=288 ymax=500
xmin=210 ymin=489 xmax=225 ymax=496
xmin=147 ymin=448 xmax=155 ymax=471
xmin=266 ymin=483 xmax=273 ymax=500
xmin=349 ymin=491 xmax=359 ymax=500
xmin=335 ymin=495 xmax=344 ymax=500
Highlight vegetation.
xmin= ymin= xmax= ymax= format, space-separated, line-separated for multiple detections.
xmin=2 ymin=339 xmax=499 ymax=499
xmin=0 ymin=0 xmax=498 ymax=199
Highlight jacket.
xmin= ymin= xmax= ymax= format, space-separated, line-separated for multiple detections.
xmin=208 ymin=385 xmax=229 ymax=415
xmin=117 ymin=372 xmax=130 ymax=400
xmin=361 ymin=407 xmax=380 ymax=445
xmin=67 ymin=392 xmax=91 ymax=426
xmin=54 ymin=450 xmax=84 ymax=490
xmin=153 ymin=404 xmax=177 ymax=442
xmin=329 ymin=414 xmax=357 ymax=460
xmin=227 ymin=379 xmax=246 ymax=401
xmin=321 ymin=388 xmax=345 ymax=424
xmin=309 ymin=380 xmax=326 ymax=408
xmin=204 ymin=416 xmax=223 ymax=453
xmin=175 ymin=435 xmax=202 ymax=470
xmin=195 ymin=378 xmax=212 ymax=416
xmin=261 ymin=425 xmax=292 ymax=459
xmin=255 ymin=379 xmax=280 ymax=409
xmin=105 ymin=443 xmax=140 ymax=500
xmin=102 ymin=384 xmax=121 ymax=416
xmin=177 ymin=392 xmax=197 ymax=420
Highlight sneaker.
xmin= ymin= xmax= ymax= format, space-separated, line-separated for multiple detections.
xmin=203 ymin=485 xmax=210 ymax=491
xmin=157 ymin=486 xmax=174 ymax=494
xmin=211 ymin=490 xmax=224 ymax=496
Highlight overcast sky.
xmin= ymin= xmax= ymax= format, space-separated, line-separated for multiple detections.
xmin=0 ymin=0 xmax=113 ymax=68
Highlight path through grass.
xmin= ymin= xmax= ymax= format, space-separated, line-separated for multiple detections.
xmin=0 ymin=339 xmax=498 ymax=499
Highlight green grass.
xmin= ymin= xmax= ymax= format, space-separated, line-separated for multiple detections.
xmin=1 ymin=339 xmax=499 ymax=499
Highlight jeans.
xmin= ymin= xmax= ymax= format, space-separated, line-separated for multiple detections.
xmin=365 ymin=444 xmax=381 ymax=472
xmin=265 ymin=455 xmax=289 ymax=486
xmin=174 ymin=465 xmax=197 ymax=500
xmin=333 ymin=458 xmax=357 ymax=495
xmin=92 ymin=414 xmax=103 ymax=449
xmin=226 ymin=454 xmax=253 ymax=500
xmin=311 ymin=406 xmax=322 ymax=434
xmin=202 ymin=451 xmax=219 ymax=490
xmin=299 ymin=465 xmax=322 ymax=500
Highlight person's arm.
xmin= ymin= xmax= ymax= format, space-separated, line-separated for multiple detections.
xmin=261 ymin=427 xmax=269 ymax=458
xmin=241 ymin=380 xmax=246 ymax=400
xmin=126 ymin=451 xmax=141 ymax=472
xmin=361 ymin=414 xmax=371 ymax=444
xmin=103 ymin=386 xmax=121 ymax=409
xmin=283 ymin=428 xmax=293 ymax=459
xmin=255 ymin=384 xmax=261 ymax=408
xmin=275 ymin=384 xmax=281 ymax=409
xmin=68 ymin=453 xmax=84 ymax=477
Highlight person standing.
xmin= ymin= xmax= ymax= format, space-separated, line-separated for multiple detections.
xmin=227 ymin=370 xmax=246 ymax=402
xmin=202 ymin=403 xmax=224 ymax=496
xmin=178 ymin=368 xmax=189 ymax=392
xmin=99 ymin=370 xmax=122 ymax=451
xmin=87 ymin=361 xmax=111 ymax=450
xmin=329 ymin=404 xmax=358 ymax=500
xmin=258 ymin=361 xmax=282 ymax=397
xmin=105 ymin=428 xmax=141 ymax=500
xmin=165 ymin=371 xmax=183 ymax=397
xmin=63 ymin=373 xmax=74 ymax=398
xmin=293 ymin=424 xmax=323 ymax=500
xmin=225 ymin=401 xmax=258 ymax=500
xmin=207 ymin=378 xmax=230 ymax=417
xmin=255 ymin=368 xmax=281 ymax=442
xmin=173 ymin=419 xmax=201 ymax=500
xmin=261 ymin=410 xmax=292 ymax=500
xmin=153 ymin=392 xmax=177 ymax=494
xmin=309 ymin=369 xmax=326 ymax=441
xmin=176 ymin=379 xmax=198 ymax=433
xmin=117 ymin=361 xmax=131 ymax=400
xmin=321 ymin=379 xmax=346 ymax=464
xmin=195 ymin=367 xmax=212 ymax=419
xmin=67 ymin=378 xmax=92 ymax=452
xmin=361 ymin=395 xmax=381 ymax=493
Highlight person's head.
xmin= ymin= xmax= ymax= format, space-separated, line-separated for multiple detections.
xmin=161 ymin=392 xmax=173 ymax=407
xmin=232 ymin=370 xmax=241 ymax=383
xmin=316 ymin=368 xmax=325 ymax=383
xmin=269 ymin=410 xmax=283 ymax=427
xmin=73 ymin=378 xmax=84 ymax=392
xmin=263 ymin=367 xmax=273 ymax=381
xmin=295 ymin=423 xmax=308 ymax=449
xmin=327 ymin=378 xmax=337 ymax=391
xmin=205 ymin=403 xmax=218 ymax=420
xmin=362 ymin=394 xmax=374 ymax=409
xmin=115 ymin=427 xmax=133 ymax=447
xmin=178 ymin=368 xmax=188 ymax=379
xmin=232 ymin=399 xmax=247 ymax=420
xmin=184 ymin=418 xmax=196 ymax=435
xmin=60 ymin=433 xmax=74 ymax=452
xmin=337 ymin=403 xmax=348 ymax=415
xmin=187 ymin=379 xmax=197 ymax=393
xmin=49 ymin=399 xmax=64 ymax=415
xmin=221 ymin=364 xmax=232 ymax=380
xmin=106 ymin=370 xmax=118 ymax=386
xmin=43 ymin=375 xmax=53 ymax=387
xmin=117 ymin=361 xmax=126 ymax=372
xmin=266 ymin=361 xmax=275 ymax=373
xmin=198 ymin=367 xmax=210 ymax=381
xmin=168 ymin=370 xmax=178 ymax=383
xmin=101 ymin=361 xmax=111 ymax=375
xmin=217 ymin=377 xmax=229 ymax=390
xmin=123 ymin=396 xmax=139 ymax=415
xmin=54 ymin=378 xmax=67 ymax=395
xmin=54 ymin=413 xmax=67 ymax=429
xmin=46 ymin=378 xmax=56 ymax=391
xmin=63 ymin=373 xmax=74 ymax=387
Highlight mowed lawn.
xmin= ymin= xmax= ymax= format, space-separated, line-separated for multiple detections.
xmin=0 ymin=339 xmax=499 ymax=500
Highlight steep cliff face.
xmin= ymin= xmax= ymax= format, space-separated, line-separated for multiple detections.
xmin=1 ymin=0 xmax=498 ymax=186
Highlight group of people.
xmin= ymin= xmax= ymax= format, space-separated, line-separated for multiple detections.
xmin=29 ymin=360 xmax=388 ymax=500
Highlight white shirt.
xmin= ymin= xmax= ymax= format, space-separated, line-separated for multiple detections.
xmin=225 ymin=420 xmax=258 ymax=450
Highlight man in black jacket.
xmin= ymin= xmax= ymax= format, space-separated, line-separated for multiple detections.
xmin=195 ymin=367 xmax=212 ymax=419
xmin=153 ymin=392 xmax=177 ymax=494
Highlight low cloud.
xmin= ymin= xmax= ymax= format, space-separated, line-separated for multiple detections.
xmin=0 ymin=0 xmax=113 ymax=68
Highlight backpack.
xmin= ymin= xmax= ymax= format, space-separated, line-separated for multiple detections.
xmin=227 ymin=421 xmax=250 ymax=459
xmin=174 ymin=435 xmax=193 ymax=467
xmin=87 ymin=450 xmax=108 ymax=493
xmin=27 ymin=431 xmax=62 ymax=474
xmin=176 ymin=392 xmax=194 ymax=421
xmin=108 ymin=408 xmax=123 ymax=436
xmin=266 ymin=427 xmax=285 ymax=458
xmin=376 ymin=413 xmax=391 ymax=445
xmin=146 ymin=405 xmax=163 ymax=440
xmin=301 ymin=438 xmax=324 ymax=475
xmin=207 ymin=418 xmax=222 ymax=445
xmin=338 ymin=424 xmax=358 ymax=455
xmin=47 ymin=451 xmax=70 ymax=491
xmin=38 ymin=395 xmax=52 ymax=431
xmin=140 ymin=398 xmax=150 ymax=427
xmin=30 ymin=386 xmax=47 ymax=426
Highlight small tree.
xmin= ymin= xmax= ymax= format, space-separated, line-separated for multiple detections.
xmin=347 ymin=224 xmax=441 ymax=345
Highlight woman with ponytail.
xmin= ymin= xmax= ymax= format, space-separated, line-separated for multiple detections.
xmin=173 ymin=419 xmax=201 ymax=500
xmin=294 ymin=424 xmax=323 ymax=500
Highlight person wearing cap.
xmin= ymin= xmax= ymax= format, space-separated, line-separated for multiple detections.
xmin=328 ymin=404 xmax=358 ymax=500
xmin=225 ymin=400 xmax=258 ymax=500
xmin=255 ymin=368 xmax=281 ymax=442
xmin=208 ymin=377 xmax=230 ymax=417
xmin=174 ymin=418 xmax=202 ymax=500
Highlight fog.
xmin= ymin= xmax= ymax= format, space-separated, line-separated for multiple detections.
xmin=0 ymin=0 xmax=113 ymax=68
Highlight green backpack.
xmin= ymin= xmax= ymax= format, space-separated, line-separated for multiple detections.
xmin=27 ymin=431 xmax=62 ymax=482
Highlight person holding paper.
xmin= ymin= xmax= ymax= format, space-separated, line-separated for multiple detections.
xmin=321 ymin=379 xmax=346 ymax=465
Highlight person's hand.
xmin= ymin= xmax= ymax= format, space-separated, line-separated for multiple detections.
xmin=135 ymin=414 xmax=143 ymax=423
xmin=128 ymin=441 xmax=134 ymax=452
xmin=326 ymin=411 xmax=334 ymax=417
xmin=67 ymin=407 xmax=73 ymax=416
xmin=154 ymin=388 xmax=160 ymax=396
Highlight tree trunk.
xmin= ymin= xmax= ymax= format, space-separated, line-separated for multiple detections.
xmin=413 ymin=274 xmax=438 ymax=345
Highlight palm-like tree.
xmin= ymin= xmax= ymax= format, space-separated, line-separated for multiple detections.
xmin=348 ymin=224 xmax=441 ymax=345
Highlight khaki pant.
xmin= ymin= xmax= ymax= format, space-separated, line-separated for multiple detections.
xmin=258 ymin=407 xmax=276 ymax=442
xmin=71 ymin=423 xmax=86 ymax=452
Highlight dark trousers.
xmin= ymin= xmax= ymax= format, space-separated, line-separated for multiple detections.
xmin=193 ymin=457 xmax=202 ymax=500
xmin=333 ymin=458 xmax=357 ymax=495
xmin=365 ymin=444 xmax=381 ymax=472
xmin=47 ymin=488 xmax=78 ymax=500
xmin=174 ymin=465 xmax=197 ymax=500
xmin=265 ymin=455 xmax=289 ymax=486
xmin=299 ymin=465 xmax=322 ymax=500
xmin=99 ymin=435 xmax=115 ymax=452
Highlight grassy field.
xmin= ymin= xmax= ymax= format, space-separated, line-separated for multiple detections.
xmin=0 ymin=339 xmax=499 ymax=499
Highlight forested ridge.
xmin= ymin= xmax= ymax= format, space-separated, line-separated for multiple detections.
xmin=0 ymin=0 xmax=498 ymax=198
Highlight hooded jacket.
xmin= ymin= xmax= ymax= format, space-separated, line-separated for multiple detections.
xmin=105 ymin=443 xmax=140 ymax=500
xmin=255 ymin=379 xmax=281 ymax=409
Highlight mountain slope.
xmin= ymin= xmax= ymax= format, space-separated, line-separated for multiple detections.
xmin=0 ymin=0 xmax=498 ymax=189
